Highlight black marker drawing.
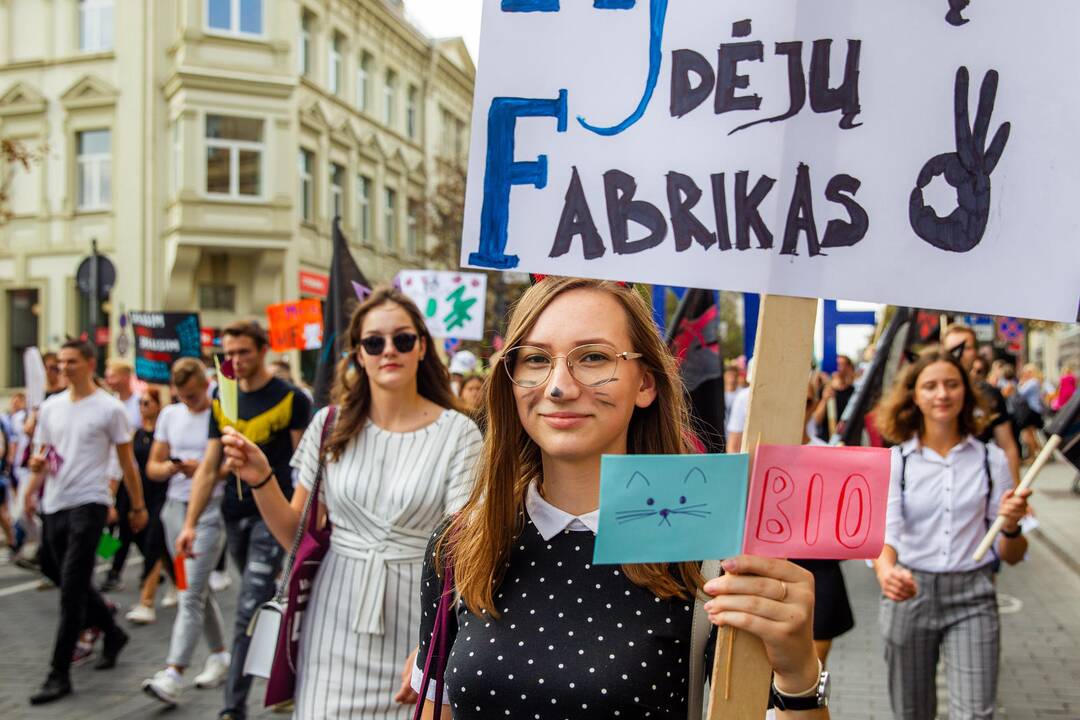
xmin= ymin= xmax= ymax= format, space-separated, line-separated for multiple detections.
xmin=909 ymin=66 xmax=1010 ymax=253
xmin=946 ymin=0 xmax=971 ymax=26
xmin=616 ymin=467 xmax=711 ymax=527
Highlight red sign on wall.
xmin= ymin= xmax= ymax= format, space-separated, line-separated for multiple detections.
xmin=299 ymin=270 xmax=329 ymax=298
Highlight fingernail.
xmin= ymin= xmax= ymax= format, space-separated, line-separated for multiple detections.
xmin=721 ymin=558 xmax=737 ymax=572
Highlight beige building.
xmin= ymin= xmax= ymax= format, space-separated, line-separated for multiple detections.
xmin=0 ymin=0 xmax=474 ymax=388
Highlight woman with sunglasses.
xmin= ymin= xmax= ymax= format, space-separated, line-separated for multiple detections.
xmin=410 ymin=278 xmax=826 ymax=719
xmin=219 ymin=286 xmax=482 ymax=719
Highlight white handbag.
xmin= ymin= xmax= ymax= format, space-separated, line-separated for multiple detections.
xmin=243 ymin=598 xmax=286 ymax=678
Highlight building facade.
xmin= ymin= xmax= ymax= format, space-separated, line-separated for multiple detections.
xmin=0 ymin=0 xmax=474 ymax=388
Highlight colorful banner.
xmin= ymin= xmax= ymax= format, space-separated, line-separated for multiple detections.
xmin=267 ymin=299 xmax=324 ymax=352
xmin=397 ymin=270 xmax=488 ymax=341
xmin=129 ymin=311 xmax=202 ymax=383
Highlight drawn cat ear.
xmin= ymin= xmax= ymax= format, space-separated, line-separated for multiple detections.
xmin=948 ymin=341 xmax=966 ymax=361
xmin=626 ymin=471 xmax=651 ymax=489
xmin=684 ymin=467 xmax=707 ymax=484
xmin=902 ymin=349 xmax=919 ymax=364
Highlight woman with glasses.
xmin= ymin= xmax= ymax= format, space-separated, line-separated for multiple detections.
xmin=218 ymin=286 xmax=482 ymax=719
xmin=409 ymin=278 xmax=825 ymax=719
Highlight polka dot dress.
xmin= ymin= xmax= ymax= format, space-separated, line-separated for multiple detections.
xmin=415 ymin=514 xmax=704 ymax=719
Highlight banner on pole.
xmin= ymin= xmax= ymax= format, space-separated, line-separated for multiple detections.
xmin=462 ymin=0 xmax=1080 ymax=322
xmin=397 ymin=270 xmax=488 ymax=341
xmin=129 ymin=312 xmax=202 ymax=383
xmin=267 ymin=299 xmax=324 ymax=352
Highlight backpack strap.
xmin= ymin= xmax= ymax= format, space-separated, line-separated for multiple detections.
xmin=688 ymin=558 xmax=721 ymax=720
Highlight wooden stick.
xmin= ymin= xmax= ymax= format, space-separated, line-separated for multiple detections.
xmin=972 ymin=434 xmax=1062 ymax=561
xmin=707 ymin=295 xmax=817 ymax=720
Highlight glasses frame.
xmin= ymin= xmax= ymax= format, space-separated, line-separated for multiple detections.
xmin=358 ymin=331 xmax=419 ymax=356
xmin=502 ymin=343 xmax=643 ymax=389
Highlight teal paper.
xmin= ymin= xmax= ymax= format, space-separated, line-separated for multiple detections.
xmin=593 ymin=453 xmax=750 ymax=565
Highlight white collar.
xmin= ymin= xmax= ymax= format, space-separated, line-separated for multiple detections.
xmin=525 ymin=482 xmax=600 ymax=540
xmin=900 ymin=434 xmax=981 ymax=457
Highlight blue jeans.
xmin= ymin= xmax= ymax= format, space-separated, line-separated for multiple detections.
xmin=221 ymin=516 xmax=283 ymax=719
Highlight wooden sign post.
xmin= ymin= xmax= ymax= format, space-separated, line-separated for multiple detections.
xmin=707 ymin=295 xmax=818 ymax=719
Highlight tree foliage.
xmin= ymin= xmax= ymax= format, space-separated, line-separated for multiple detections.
xmin=0 ymin=138 xmax=41 ymax=226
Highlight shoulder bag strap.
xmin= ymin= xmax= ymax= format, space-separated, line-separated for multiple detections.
xmin=272 ymin=405 xmax=338 ymax=602
xmin=688 ymin=558 xmax=721 ymax=720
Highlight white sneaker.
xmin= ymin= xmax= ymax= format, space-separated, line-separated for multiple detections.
xmin=160 ymin=585 xmax=179 ymax=609
xmin=142 ymin=669 xmax=182 ymax=706
xmin=126 ymin=604 xmax=156 ymax=625
xmin=194 ymin=652 xmax=230 ymax=689
xmin=209 ymin=570 xmax=232 ymax=592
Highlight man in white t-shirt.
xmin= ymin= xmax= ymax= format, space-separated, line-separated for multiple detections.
xmin=105 ymin=359 xmax=141 ymax=432
xmin=141 ymin=358 xmax=230 ymax=705
xmin=24 ymin=341 xmax=148 ymax=705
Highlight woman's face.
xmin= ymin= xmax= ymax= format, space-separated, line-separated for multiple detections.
xmin=140 ymin=392 xmax=161 ymax=422
xmin=357 ymin=302 xmax=426 ymax=392
xmin=511 ymin=288 xmax=656 ymax=464
xmin=460 ymin=377 xmax=483 ymax=410
xmin=914 ymin=361 xmax=966 ymax=428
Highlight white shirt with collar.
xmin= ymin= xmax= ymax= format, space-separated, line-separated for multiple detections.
xmin=525 ymin=481 xmax=599 ymax=539
xmin=885 ymin=435 xmax=1011 ymax=573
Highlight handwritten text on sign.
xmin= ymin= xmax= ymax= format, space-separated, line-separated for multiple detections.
xmin=743 ymin=444 xmax=891 ymax=560
xmin=462 ymin=0 xmax=1080 ymax=322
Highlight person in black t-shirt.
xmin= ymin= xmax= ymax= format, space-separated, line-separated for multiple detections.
xmin=944 ymin=324 xmax=1021 ymax=484
xmin=813 ymin=354 xmax=856 ymax=442
xmin=176 ymin=321 xmax=311 ymax=720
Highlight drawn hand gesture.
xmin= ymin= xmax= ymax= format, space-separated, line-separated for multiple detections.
xmin=909 ymin=66 xmax=1011 ymax=253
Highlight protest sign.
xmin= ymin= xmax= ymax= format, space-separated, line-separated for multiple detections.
xmin=594 ymin=453 xmax=748 ymax=565
xmin=267 ymin=299 xmax=323 ymax=352
xmin=463 ymin=1 xmax=1080 ymax=322
xmin=397 ymin=270 xmax=487 ymax=340
xmin=129 ymin=312 xmax=201 ymax=383
xmin=743 ymin=444 xmax=891 ymax=560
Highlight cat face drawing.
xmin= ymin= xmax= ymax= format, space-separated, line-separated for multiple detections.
xmin=615 ymin=467 xmax=711 ymax=527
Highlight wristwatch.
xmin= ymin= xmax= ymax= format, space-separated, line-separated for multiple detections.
xmin=769 ymin=668 xmax=830 ymax=711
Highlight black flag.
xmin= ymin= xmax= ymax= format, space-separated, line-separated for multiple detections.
xmin=312 ymin=217 xmax=372 ymax=408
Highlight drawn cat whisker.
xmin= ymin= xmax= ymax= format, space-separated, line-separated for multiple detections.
xmin=617 ymin=513 xmax=657 ymax=525
xmin=615 ymin=510 xmax=657 ymax=518
xmin=675 ymin=503 xmax=709 ymax=511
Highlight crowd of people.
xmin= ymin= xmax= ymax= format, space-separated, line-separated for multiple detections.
xmin=0 ymin=278 xmax=1071 ymax=720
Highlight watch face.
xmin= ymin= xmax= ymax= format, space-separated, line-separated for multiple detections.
xmin=820 ymin=670 xmax=831 ymax=707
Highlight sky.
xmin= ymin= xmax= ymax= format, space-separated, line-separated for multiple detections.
xmin=406 ymin=0 xmax=483 ymax=61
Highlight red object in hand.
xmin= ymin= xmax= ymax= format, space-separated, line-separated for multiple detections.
xmin=174 ymin=553 xmax=188 ymax=590
xmin=219 ymin=358 xmax=237 ymax=380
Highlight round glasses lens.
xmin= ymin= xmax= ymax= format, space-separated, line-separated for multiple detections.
xmin=508 ymin=347 xmax=552 ymax=387
xmin=568 ymin=345 xmax=618 ymax=386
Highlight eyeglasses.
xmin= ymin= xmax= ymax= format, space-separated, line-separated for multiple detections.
xmin=358 ymin=332 xmax=419 ymax=356
xmin=503 ymin=344 xmax=642 ymax=388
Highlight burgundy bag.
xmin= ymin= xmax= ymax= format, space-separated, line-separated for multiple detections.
xmin=412 ymin=556 xmax=456 ymax=719
xmin=263 ymin=405 xmax=337 ymax=707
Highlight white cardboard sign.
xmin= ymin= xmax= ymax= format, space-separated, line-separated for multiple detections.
xmin=397 ymin=270 xmax=488 ymax=340
xmin=461 ymin=0 xmax=1080 ymax=322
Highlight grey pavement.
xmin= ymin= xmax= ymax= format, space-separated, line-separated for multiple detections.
xmin=0 ymin=460 xmax=1078 ymax=719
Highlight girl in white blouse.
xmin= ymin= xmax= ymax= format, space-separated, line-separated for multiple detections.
xmin=873 ymin=347 xmax=1030 ymax=720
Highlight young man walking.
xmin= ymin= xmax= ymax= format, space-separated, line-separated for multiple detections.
xmin=176 ymin=321 xmax=311 ymax=720
xmin=24 ymin=340 xmax=149 ymax=704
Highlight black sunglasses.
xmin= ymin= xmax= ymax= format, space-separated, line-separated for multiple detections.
xmin=358 ymin=332 xmax=419 ymax=356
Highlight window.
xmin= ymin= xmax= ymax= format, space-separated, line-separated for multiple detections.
xmin=207 ymin=0 xmax=262 ymax=36
xmin=406 ymin=200 xmax=421 ymax=256
xmin=328 ymin=33 xmax=343 ymax=95
xmin=357 ymin=174 xmax=371 ymax=243
xmin=8 ymin=289 xmax=40 ymax=387
xmin=299 ymin=12 xmax=312 ymax=76
xmin=299 ymin=149 xmax=314 ymax=221
xmin=406 ymin=85 xmax=419 ymax=140
xmin=199 ymin=283 xmax=236 ymax=311
xmin=357 ymin=52 xmax=372 ymax=112
xmin=383 ymin=69 xmax=397 ymax=127
xmin=329 ymin=163 xmax=344 ymax=219
xmin=384 ymin=188 xmax=397 ymax=249
xmin=205 ymin=115 xmax=264 ymax=198
xmin=79 ymin=0 xmax=113 ymax=52
xmin=76 ymin=129 xmax=111 ymax=210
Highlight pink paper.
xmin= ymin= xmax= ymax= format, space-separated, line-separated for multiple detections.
xmin=743 ymin=444 xmax=891 ymax=560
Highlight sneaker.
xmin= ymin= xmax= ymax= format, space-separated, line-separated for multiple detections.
xmin=209 ymin=570 xmax=232 ymax=592
xmin=0 ymin=546 xmax=13 ymax=564
xmin=13 ymin=542 xmax=40 ymax=572
xmin=98 ymin=575 xmax=123 ymax=593
xmin=194 ymin=652 xmax=231 ymax=689
xmin=142 ymin=669 xmax=182 ymax=706
xmin=70 ymin=640 xmax=94 ymax=666
xmin=125 ymin=604 xmax=156 ymax=625
xmin=161 ymin=585 xmax=179 ymax=609
xmin=35 ymin=578 xmax=55 ymax=591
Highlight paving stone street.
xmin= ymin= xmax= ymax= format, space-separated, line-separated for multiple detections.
xmin=1 ymin=462 xmax=1078 ymax=719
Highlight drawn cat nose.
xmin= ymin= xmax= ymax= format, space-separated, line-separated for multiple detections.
xmin=659 ymin=509 xmax=670 ymax=518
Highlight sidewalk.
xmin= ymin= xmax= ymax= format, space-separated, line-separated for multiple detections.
xmin=1023 ymin=458 xmax=1080 ymax=575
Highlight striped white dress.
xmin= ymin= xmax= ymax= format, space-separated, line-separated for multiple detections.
xmin=290 ymin=406 xmax=482 ymax=719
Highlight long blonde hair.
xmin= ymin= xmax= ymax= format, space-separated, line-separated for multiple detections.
xmin=438 ymin=277 xmax=704 ymax=617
